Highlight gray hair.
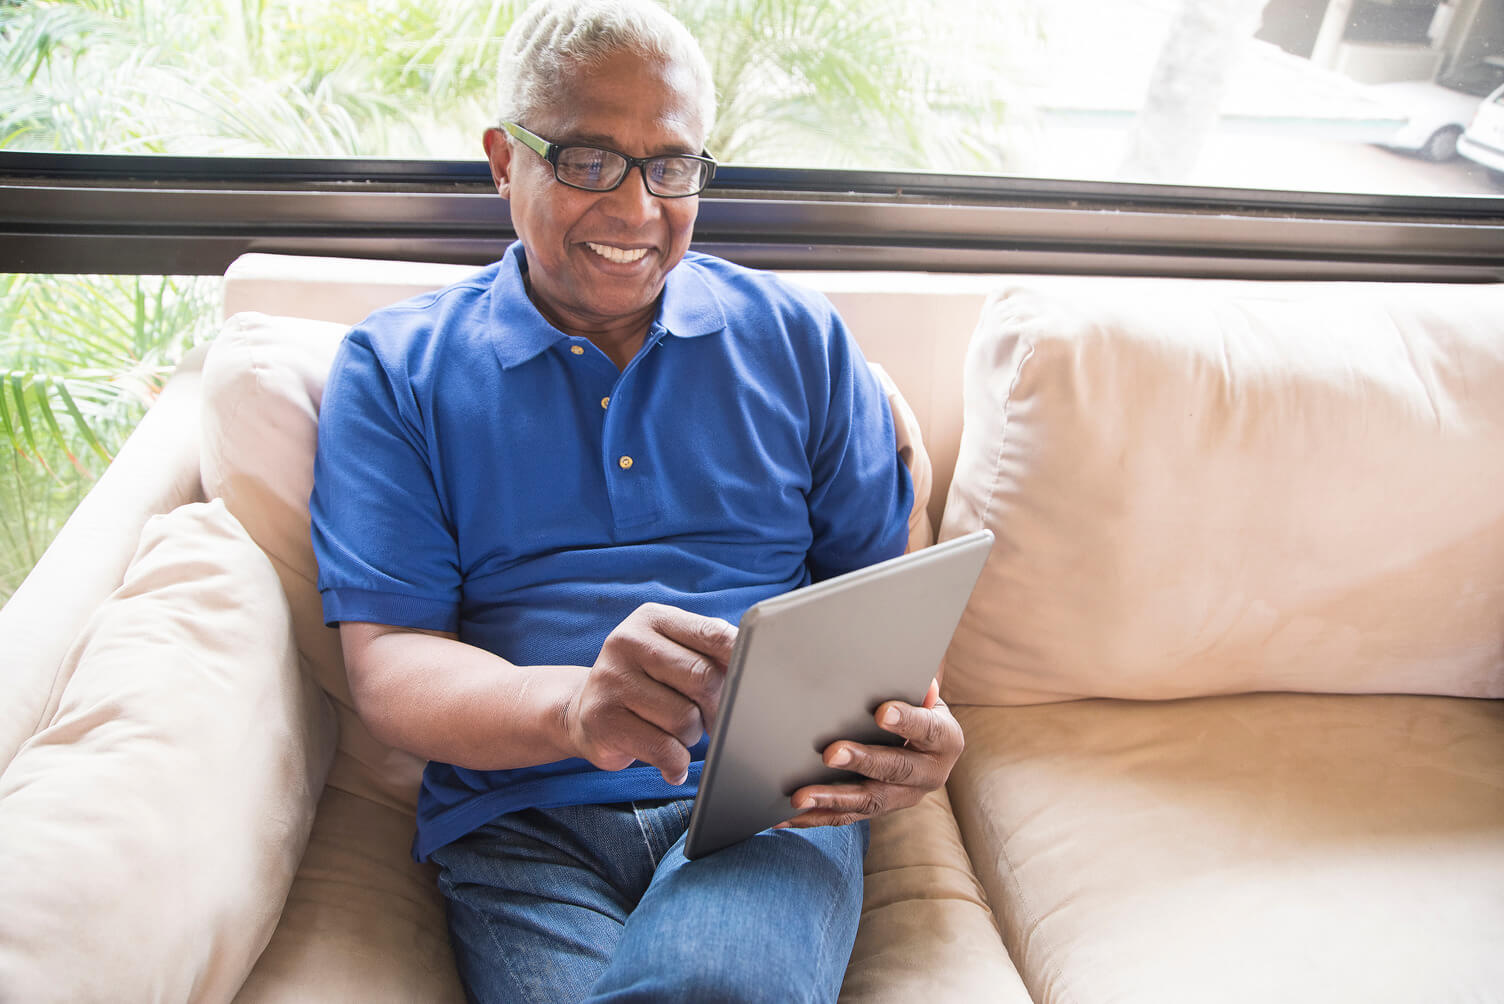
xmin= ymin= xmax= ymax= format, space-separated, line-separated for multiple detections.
xmin=496 ymin=0 xmax=717 ymax=146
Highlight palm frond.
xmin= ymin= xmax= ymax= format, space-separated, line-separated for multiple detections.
xmin=0 ymin=272 xmax=216 ymax=477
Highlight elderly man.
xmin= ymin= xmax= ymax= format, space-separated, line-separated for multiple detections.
xmin=309 ymin=1 xmax=964 ymax=1000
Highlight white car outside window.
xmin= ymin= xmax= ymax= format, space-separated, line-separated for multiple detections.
xmin=1373 ymin=57 xmax=1504 ymax=162
xmin=1458 ymin=82 xmax=1504 ymax=183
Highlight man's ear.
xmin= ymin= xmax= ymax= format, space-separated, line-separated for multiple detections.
xmin=482 ymin=128 xmax=513 ymax=198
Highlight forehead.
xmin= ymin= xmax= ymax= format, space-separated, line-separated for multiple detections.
xmin=533 ymin=49 xmax=706 ymax=154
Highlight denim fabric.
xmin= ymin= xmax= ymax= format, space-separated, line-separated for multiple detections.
xmin=431 ymin=798 xmax=869 ymax=1003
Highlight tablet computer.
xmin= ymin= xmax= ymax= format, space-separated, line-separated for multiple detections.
xmin=683 ymin=529 xmax=993 ymax=860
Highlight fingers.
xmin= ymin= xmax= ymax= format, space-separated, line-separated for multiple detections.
xmin=566 ymin=674 xmax=703 ymax=784
xmin=567 ymin=698 xmax=695 ymax=783
xmin=781 ymin=692 xmax=966 ymax=829
xmin=779 ymin=781 xmax=910 ymax=829
xmin=607 ymin=604 xmax=736 ymax=710
xmin=640 ymin=603 xmax=738 ymax=667
xmin=567 ymin=603 xmax=738 ymax=785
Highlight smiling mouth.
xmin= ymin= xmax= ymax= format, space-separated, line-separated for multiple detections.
xmin=586 ymin=242 xmax=649 ymax=265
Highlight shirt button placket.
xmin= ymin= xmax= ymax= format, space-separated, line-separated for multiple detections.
xmin=602 ymin=367 xmax=656 ymax=526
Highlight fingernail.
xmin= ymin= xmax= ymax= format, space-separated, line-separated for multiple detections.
xmin=881 ymin=706 xmax=901 ymax=727
xmin=795 ymin=794 xmax=815 ymax=809
xmin=830 ymin=747 xmax=852 ymax=767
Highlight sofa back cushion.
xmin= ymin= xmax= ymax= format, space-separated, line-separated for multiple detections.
xmin=0 ymin=501 xmax=333 ymax=1001
xmin=202 ymin=312 xmax=427 ymax=814
xmin=940 ymin=276 xmax=1504 ymax=705
xmin=201 ymin=309 xmax=934 ymax=813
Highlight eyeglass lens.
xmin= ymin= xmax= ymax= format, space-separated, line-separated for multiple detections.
xmin=554 ymin=147 xmax=709 ymax=196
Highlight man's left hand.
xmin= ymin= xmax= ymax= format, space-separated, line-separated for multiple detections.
xmin=781 ymin=678 xmax=964 ymax=828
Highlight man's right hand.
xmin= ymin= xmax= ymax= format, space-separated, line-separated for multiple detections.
xmin=563 ymin=603 xmax=738 ymax=786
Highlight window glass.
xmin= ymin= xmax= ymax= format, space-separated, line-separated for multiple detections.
xmin=3 ymin=0 xmax=1502 ymax=195
xmin=0 ymin=273 xmax=217 ymax=601
xmin=4 ymin=0 xmax=1503 ymax=594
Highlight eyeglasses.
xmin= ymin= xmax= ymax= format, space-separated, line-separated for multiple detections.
xmin=501 ymin=121 xmax=716 ymax=198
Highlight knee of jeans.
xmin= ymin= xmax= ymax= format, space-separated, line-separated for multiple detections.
xmin=650 ymin=957 xmax=835 ymax=1004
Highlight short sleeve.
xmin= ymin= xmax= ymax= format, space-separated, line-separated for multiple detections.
xmin=803 ymin=307 xmax=914 ymax=581
xmin=309 ymin=326 xmax=462 ymax=632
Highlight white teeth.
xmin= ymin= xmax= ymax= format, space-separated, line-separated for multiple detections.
xmin=586 ymin=242 xmax=649 ymax=264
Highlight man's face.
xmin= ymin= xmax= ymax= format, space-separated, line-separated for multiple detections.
xmin=485 ymin=49 xmax=706 ymax=341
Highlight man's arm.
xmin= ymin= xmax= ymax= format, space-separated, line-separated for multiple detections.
xmin=340 ymin=603 xmax=737 ymax=785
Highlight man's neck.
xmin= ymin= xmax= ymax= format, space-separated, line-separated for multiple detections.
xmin=522 ymin=270 xmax=656 ymax=372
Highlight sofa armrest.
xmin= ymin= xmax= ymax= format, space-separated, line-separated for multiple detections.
xmin=0 ymin=345 xmax=209 ymax=768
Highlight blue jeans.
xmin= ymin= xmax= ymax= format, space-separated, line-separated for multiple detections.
xmin=430 ymin=798 xmax=869 ymax=1003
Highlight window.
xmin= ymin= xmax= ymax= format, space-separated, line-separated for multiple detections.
xmin=0 ymin=272 xmax=216 ymax=598
xmin=2 ymin=0 xmax=1503 ymax=599
xmin=5 ymin=0 xmax=1504 ymax=192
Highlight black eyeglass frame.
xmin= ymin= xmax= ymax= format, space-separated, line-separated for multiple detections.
xmin=500 ymin=120 xmax=717 ymax=198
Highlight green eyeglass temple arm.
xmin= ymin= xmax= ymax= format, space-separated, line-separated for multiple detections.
xmin=501 ymin=121 xmax=554 ymax=160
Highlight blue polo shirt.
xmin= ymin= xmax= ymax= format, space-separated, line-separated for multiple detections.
xmin=310 ymin=242 xmax=912 ymax=860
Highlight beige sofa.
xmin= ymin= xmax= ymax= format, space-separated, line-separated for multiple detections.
xmin=2 ymin=254 xmax=1502 ymax=1003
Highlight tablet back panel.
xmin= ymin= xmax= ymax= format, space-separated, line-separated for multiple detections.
xmin=684 ymin=530 xmax=992 ymax=859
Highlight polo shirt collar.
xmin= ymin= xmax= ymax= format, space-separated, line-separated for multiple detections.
xmin=657 ymin=252 xmax=727 ymax=341
xmin=490 ymin=242 xmax=727 ymax=370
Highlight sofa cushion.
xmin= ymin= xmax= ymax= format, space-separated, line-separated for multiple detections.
xmin=0 ymin=345 xmax=208 ymax=771
xmin=0 ymin=500 xmax=334 ymax=1002
xmin=234 ymin=786 xmax=465 ymax=1004
xmin=201 ymin=310 xmax=427 ymax=815
xmin=948 ymin=695 xmax=1504 ymax=1003
xmin=840 ymin=787 xmax=1031 ymax=1003
xmin=940 ymin=277 xmax=1504 ymax=704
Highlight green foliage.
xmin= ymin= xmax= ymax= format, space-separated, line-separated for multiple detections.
xmin=1 ymin=0 xmax=1031 ymax=162
xmin=671 ymin=0 xmax=1032 ymax=171
xmin=0 ymin=273 xmax=218 ymax=599
xmin=0 ymin=0 xmax=1033 ymax=600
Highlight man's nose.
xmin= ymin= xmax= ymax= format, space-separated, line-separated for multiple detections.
xmin=600 ymin=164 xmax=661 ymax=225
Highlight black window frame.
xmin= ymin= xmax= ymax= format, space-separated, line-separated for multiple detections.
xmin=3 ymin=151 xmax=1503 ymax=282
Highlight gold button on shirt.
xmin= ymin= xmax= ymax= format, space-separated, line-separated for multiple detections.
xmin=570 ymin=345 xmax=584 ymax=356
xmin=601 ymin=396 xmax=610 ymax=409
xmin=618 ymin=456 xmax=634 ymax=470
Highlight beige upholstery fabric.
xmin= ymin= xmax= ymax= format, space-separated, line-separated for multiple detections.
xmin=201 ymin=316 xmax=463 ymax=1001
xmin=221 ymin=253 xmax=478 ymax=326
xmin=940 ymin=277 xmax=1504 ymax=705
xmin=0 ymin=346 xmax=207 ymax=768
xmin=235 ymin=787 xmax=464 ymax=1004
xmin=200 ymin=311 xmax=427 ymax=814
xmin=0 ymin=501 xmax=335 ymax=1003
xmin=789 ymin=271 xmax=993 ymax=534
xmin=949 ymin=696 xmax=1504 ymax=1004
xmin=841 ymin=788 xmax=1031 ymax=1004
